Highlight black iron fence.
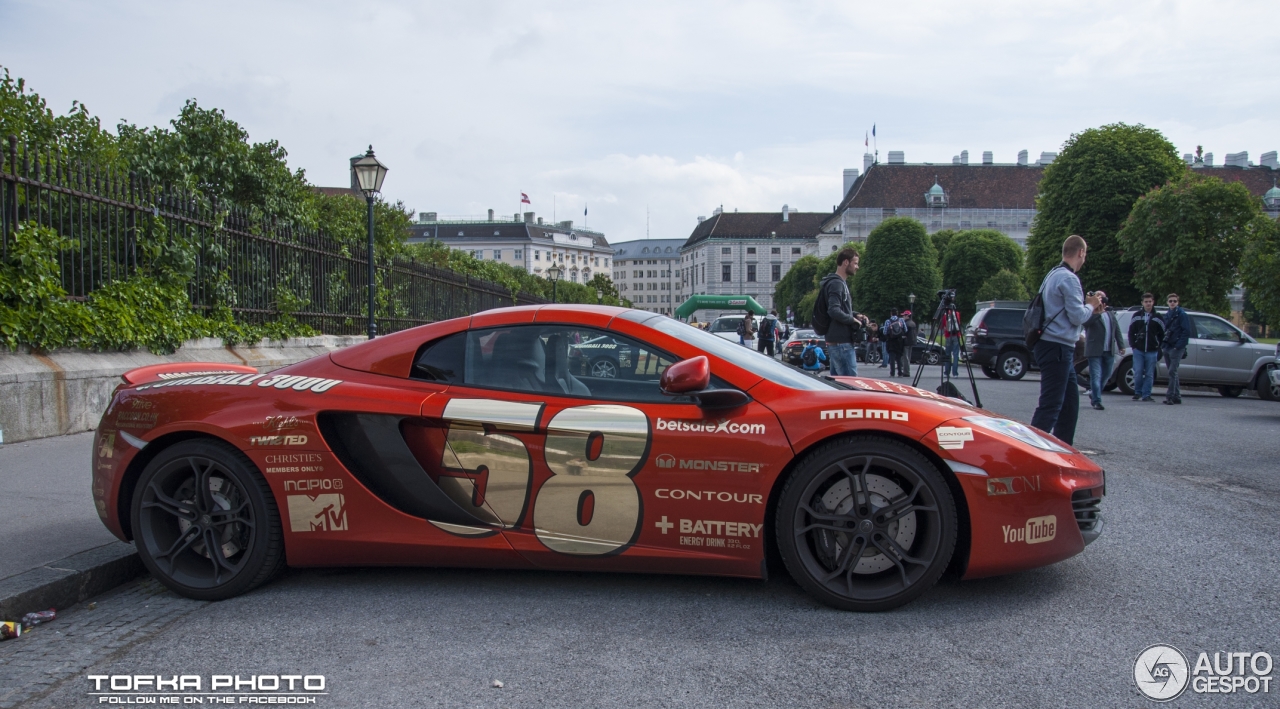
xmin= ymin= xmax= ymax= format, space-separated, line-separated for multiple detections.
xmin=0 ymin=136 xmax=544 ymax=335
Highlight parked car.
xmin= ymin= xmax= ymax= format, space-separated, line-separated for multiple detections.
xmin=709 ymin=315 xmax=749 ymax=344
xmin=864 ymin=336 xmax=946 ymax=366
xmin=1077 ymin=308 xmax=1279 ymax=400
xmin=782 ymin=329 xmax=825 ymax=366
xmin=965 ymin=303 xmax=1035 ymax=380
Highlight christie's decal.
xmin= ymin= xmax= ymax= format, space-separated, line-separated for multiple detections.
xmin=137 ymin=373 xmax=342 ymax=393
xmin=819 ymin=408 xmax=908 ymax=421
xmin=656 ymin=418 xmax=766 ymax=435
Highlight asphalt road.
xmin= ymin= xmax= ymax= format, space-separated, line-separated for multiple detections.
xmin=6 ymin=370 xmax=1280 ymax=708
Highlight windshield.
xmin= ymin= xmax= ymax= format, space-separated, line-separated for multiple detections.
xmin=648 ymin=318 xmax=840 ymax=391
xmin=710 ymin=317 xmax=741 ymax=333
xmin=790 ymin=330 xmax=815 ymax=340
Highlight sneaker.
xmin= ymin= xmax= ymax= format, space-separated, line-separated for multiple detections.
xmin=1131 ymin=395 xmax=1140 ymax=400
xmin=1141 ymin=396 xmax=1155 ymax=402
xmin=1091 ymin=403 xmax=1105 ymax=410
xmin=1174 ymin=399 xmax=1182 ymax=404
xmin=1163 ymin=399 xmax=1175 ymax=405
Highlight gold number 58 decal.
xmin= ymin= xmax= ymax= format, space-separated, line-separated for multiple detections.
xmin=534 ymin=405 xmax=649 ymax=555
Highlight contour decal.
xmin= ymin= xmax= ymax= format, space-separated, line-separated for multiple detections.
xmin=936 ymin=426 xmax=974 ymax=449
xmin=656 ymin=489 xmax=764 ymax=504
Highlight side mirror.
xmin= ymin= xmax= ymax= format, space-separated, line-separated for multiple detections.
xmin=660 ymin=356 xmax=710 ymax=394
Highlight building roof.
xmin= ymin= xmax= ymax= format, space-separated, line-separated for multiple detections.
xmin=610 ymin=238 xmax=686 ymax=259
xmin=1192 ymin=165 xmax=1280 ymax=198
xmin=836 ymin=163 xmax=1046 ymax=214
xmin=682 ymin=211 xmax=829 ymax=249
xmin=406 ymin=221 xmax=610 ymax=250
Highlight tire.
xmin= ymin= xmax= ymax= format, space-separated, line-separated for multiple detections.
xmin=981 ymin=363 xmax=1000 ymax=379
xmin=1257 ymin=365 xmax=1280 ymax=402
xmin=1218 ymin=386 xmax=1243 ymax=398
xmin=1115 ymin=359 xmax=1135 ymax=396
xmin=997 ymin=350 xmax=1028 ymax=381
xmin=131 ymin=439 xmax=285 ymax=601
xmin=865 ymin=349 xmax=882 ymax=365
xmin=924 ymin=350 xmax=942 ymax=366
xmin=589 ymin=357 xmax=619 ymax=379
xmin=776 ymin=436 xmax=956 ymax=612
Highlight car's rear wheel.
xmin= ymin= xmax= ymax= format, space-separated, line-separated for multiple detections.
xmin=924 ymin=350 xmax=942 ymax=366
xmin=1116 ymin=359 xmax=1135 ymax=395
xmin=1257 ymin=365 xmax=1279 ymax=402
xmin=1218 ymin=386 xmax=1243 ymax=398
xmin=981 ymin=363 xmax=1000 ymax=379
xmin=998 ymin=350 xmax=1028 ymax=380
xmin=590 ymin=357 xmax=619 ymax=379
xmin=777 ymin=436 xmax=956 ymax=612
xmin=131 ymin=439 xmax=284 ymax=601
xmin=865 ymin=349 xmax=882 ymax=364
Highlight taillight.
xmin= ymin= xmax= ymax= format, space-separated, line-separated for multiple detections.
xmin=975 ymin=327 xmax=988 ymax=337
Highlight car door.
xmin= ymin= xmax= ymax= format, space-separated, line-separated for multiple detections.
xmin=1192 ymin=315 xmax=1255 ymax=385
xmin=412 ymin=321 xmax=782 ymax=579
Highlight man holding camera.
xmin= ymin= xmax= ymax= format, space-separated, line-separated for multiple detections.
xmin=1030 ymin=235 xmax=1103 ymax=445
xmin=1083 ymin=298 xmax=1125 ymax=410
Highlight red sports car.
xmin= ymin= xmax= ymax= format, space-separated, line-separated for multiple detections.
xmin=92 ymin=305 xmax=1104 ymax=611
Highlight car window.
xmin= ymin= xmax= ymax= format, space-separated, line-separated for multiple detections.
xmin=1193 ymin=315 xmax=1239 ymax=342
xmin=646 ymin=317 xmax=841 ymax=391
xmin=968 ymin=309 xmax=988 ymax=329
xmin=985 ymin=309 xmax=1022 ymax=330
xmin=710 ymin=317 xmax=741 ymax=333
xmin=417 ymin=324 xmax=701 ymax=403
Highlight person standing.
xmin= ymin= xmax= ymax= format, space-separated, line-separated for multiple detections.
xmin=1127 ymin=292 xmax=1164 ymax=402
xmin=738 ymin=312 xmax=757 ymax=347
xmin=1083 ymin=304 xmax=1125 ymax=410
xmin=1161 ymin=293 xmax=1191 ymax=405
xmin=817 ymin=249 xmax=867 ymax=376
xmin=1030 ymin=235 xmax=1103 ymax=445
xmin=884 ymin=309 xmax=906 ymax=377
xmin=901 ymin=310 xmax=918 ymax=378
xmin=942 ymin=307 xmax=962 ymax=378
xmin=758 ymin=309 xmax=781 ymax=358
xmin=867 ymin=321 xmax=883 ymax=367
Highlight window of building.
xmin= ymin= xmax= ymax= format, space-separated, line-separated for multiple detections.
xmin=960 ymin=221 xmax=972 ymax=228
xmin=458 ymin=231 xmax=465 ymax=236
xmin=746 ymin=264 xmax=757 ymax=282
xmin=931 ymin=221 xmax=942 ymax=228
xmin=747 ymin=247 xmax=756 ymax=255
xmin=493 ymin=250 xmax=502 ymax=260
xmin=987 ymin=221 xmax=997 ymax=228
xmin=722 ymin=247 xmax=731 ymax=255
xmin=473 ymin=250 xmax=483 ymax=259
xmin=722 ymin=264 xmax=732 ymax=282
xmin=535 ymin=251 xmax=541 ymax=261
xmin=514 ymin=250 xmax=523 ymax=260
xmin=771 ymin=264 xmax=781 ymax=281
xmin=792 ymin=247 xmax=801 ymax=255
xmin=771 ymin=247 xmax=780 ymax=255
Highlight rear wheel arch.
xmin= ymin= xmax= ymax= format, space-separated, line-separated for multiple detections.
xmin=763 ymin=431 xmax=971 ymax=583
xmin=116 ymin=431 xmax=239 ymax=541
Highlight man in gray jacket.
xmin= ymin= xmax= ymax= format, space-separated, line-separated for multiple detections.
xmin=1083 ymin=306 xmax=1125 ymax=410
xmin=818 ymin=249 xmax=868 ymax=376
xmin=1030 ymin=235 xmax=1104 ymax=444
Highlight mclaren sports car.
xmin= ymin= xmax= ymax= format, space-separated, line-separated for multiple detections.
xmin=92 ymin=305 xmax=1105 ymax=611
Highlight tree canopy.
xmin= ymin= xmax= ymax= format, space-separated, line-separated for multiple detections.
xmin=1237 ymin=214 xmax=1280 ymax=329
xmin=976 ymin=269 xmax=1029 ymax=303
xmin=853 ymin=218 xmax=940 ymax=320
xmin=939 ymin=229 xmax=1023 ymax=313
xmin=1024 ymin=123 xmax=1185 ymax=305
xmin=1117 ymin=174 xmax=1258 ymax=314
xmin=930 ymin=229 xmax=957 ymax=268
xmin=772 ymin=254 xmax=821 ymax=322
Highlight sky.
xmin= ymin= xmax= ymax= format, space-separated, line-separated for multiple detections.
xmin=2 ymin=0 xmax=1278 ymax=244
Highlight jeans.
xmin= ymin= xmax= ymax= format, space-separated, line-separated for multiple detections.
xmin=827 ymin=341 xmax=858 ymax=377
xmin=1133 ymin=349 xmax=1158 ymax=399
xmin=1031 ymin=340 xmax=1080 ymax=445
xmin=1087 ymin=353 xmax=1114 ymax=406
xmin=945 ymin=337 xmax=961 ymax=376
xmin=879 ymin=341 xmax=889 ymax=367
xmin=1163 ymin=347 xmax=1185 ymax=401
xmin=888 ymin=349 xmax=902 ymax=376
xmin=757 ymin=338 xmax=775 ymax=357
xmin=900 ymin=348 xmax=913 ymax=377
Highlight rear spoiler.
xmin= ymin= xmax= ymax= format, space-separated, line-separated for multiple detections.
xmin=121 ymin=362 xmax=258 ymax=386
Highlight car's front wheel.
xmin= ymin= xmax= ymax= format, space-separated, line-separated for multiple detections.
xmin=777 ymin=436 xmax=956 ymax=612
xmin=589 ymin=357 xmax=619 ymax=378
xmin=131 ymin=439 xmax=284 ymax=601
xmin=1257 ymin=365 xmax=1279 ymax=402
xmin=998 ymin=350 xmax=1028 ymax=380
xmin=924 ymin=350 xmax=942 ymax=366
xmin=1116 ymin=359 xmax=1135 ymax=396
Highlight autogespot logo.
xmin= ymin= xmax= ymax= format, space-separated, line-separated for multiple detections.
xmin=1135 ymin=644 xmax=1190 ymax=701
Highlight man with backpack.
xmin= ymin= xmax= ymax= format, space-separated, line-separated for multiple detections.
xmin=883 ymin=310 xmax=907 ymax=377
xmin=812 ymin=248 xmax=868 ymax=377
xmin=1027 ymin=235 xmax=1103 ymax=445
xmin=800 ymin=339 xmax=827 ymax=371
xmin=758 ymin=309 xmax=781 ymax=358
xmin=737 ymin=312 xmax=757 ymax=348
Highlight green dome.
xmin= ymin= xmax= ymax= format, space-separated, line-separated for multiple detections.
xmin=1266 ymin=185 xmax=1280 ymax=200
xmin=928 ymin=182 xmax=945 ymax=195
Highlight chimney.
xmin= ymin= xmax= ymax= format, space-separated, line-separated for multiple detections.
xmin=887 ymin=151 xmax=905 ymax=164
xmin=349 ymin=154 xmax=362 ymax=191
xmin=842 ymin=168 xmax=859 ymax=196
xmin=982 ymin=151 xmax=993 ymax=165
xmin=1184 ymin=153 xmax=1194 ymax=165
xmin=487 ymin=208 xmax=494 ymax=221
xmin=952 ymin=155 xmax=960 ymax=165
xmin=558 ymin=220 xmax=573 ymax=229
xmin=1225 ymin=151 xmax=1249 ymax=167
xmin=697 ymin=216 xmax=705 ymax=223
xmin=1038 ymin=152 xmax=1057 ymax=165
xmin=524 ymin=212 xmax=535 ymax=223
xmin=864 ymin=153 xmax=874 ymax=173
xmin=713 ymin=205 xmax=723 ymax=216
xmin=419 ymin=212 xmax=437 ymax=223
xmin=1205 ymin=152 xmax=1214 ymax=166
xmin=1262 ymin=151 xmax=1279 ymax=169
xmin=782 ymin=204 xmax=790 ymax=222
xmin=537 ymin=216 xmax=543 ymax=225
xmin=1017 ymin=150 xmax=1029 ymax=166
xmin=514 ymin=213 xmax=520 ymax=221
xmin=960 ymin=150 xmax=969 ymax=165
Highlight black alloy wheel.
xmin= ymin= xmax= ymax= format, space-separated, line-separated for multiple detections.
xmin=865 ymin=349 xmax=882 ymax=365
xmin=981 ymin=363 xmax=1000 ymax=379
xmin=132 ymin=439 xmax=284 ymax=600
xmin=924 ymin=350 xmax=942 ymax=366
xmin=590 ymin=357 xmax=619 ymax=379
xmin=777 ymin=436 xmax=956 ymax=612
xmin=998 ymin=350 xmax=1029 ymax=380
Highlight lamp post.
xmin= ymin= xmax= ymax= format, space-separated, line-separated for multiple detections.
xmin=547 ymin=263 xmax=562 ymax=302
xmin=596 ymin=288 xmax=603 ymax=304
xmin=352 ymin=146 xmax=389 ymax=339
xmin=908 ymin=292 xmax=916 ymax=308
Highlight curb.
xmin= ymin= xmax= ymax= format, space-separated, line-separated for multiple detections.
xmin=0 ymin=542 xmax=144 ymax=621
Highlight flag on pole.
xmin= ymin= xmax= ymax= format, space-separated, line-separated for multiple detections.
xmin=520 ymin=193 xmax=531 ymax=204
xmin=865 ymin=132 xmax=868 ymax=147
xmin=872 ymin=124 xmax=876 ymax=137
xmin=584 ymin=205 xmax=588 ymax=216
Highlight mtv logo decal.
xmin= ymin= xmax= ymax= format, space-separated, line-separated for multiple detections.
xmin=287 ymin=493 xmax=348 ymax=532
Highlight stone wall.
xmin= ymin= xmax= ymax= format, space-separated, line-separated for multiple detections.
xmin=0 ymin=336 xmax=365 ymax=444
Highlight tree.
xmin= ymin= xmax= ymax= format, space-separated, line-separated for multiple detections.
xmin=930 ymin=229 xmax=958 ymax=268
xmin=772 ymin=255 xmax=821 ymax=322
xmin=853 ymin=218 xmax=940 ymax=321
xmin=1117 ymin=174 xmax=1256 ymax=314
xmin=977 ymin=269 xmax=1029 ymax=302
xmin=1024 ymin=123 xmax=1185 ymax=305
xmin=1239 ymin=216 xmax=1280 ymax=330
xmin=940 ymin=229 xmax=1023 ymax=313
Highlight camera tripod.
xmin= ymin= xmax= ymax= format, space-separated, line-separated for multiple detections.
xmin=911 ymin=294 xmax=982 ymax=408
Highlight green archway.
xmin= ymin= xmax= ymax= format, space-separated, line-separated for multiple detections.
xmin=674 ymin=295 xmax=766 ymax=318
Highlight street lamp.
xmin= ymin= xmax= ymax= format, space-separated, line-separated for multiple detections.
xmin=908 ymin=292 xmax=917 ymax=307
xmin=352 ymin=146 xmax=389 ymax=339
xmin=547 ymin=263 xmax=562 ymax=302
xmin=596 ymin=288 xmax=603 ymax=304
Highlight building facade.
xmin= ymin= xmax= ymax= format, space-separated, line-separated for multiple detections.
xmin=406 ymin=211 xmax=612 ymax=284
xmin=678 ymin=207 xmax=825 ymax=322
xmin=610 ymin=239 xmax=683 ymax=315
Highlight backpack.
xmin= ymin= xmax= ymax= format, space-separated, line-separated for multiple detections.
xmin=802 ymin=345 xmax=818 ymax=367
xmin=812 ymin=282 xmax=832 ymax=336
xmin=736 ymin=321 xmax=745 ymax=337
xmin=760 ymin=317 xmax=777 ymax=341
xmin=887 ymin=318 xmax=907 ymax=338
xmin=1022 ymin=266 xmax=1066 ymax=348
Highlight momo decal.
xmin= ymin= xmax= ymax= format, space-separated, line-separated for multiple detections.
xmin=1002 ymin=515 xmax=1056 ymax=544
xmin=819 ymin=408 xmax=909 ymax=422
xmin=653 ymin=455 xmax=762 ymax=473
xmin=987 ymin=476 xmax=1041 ymax=496
xmin=287 ymin=494 xmax=347 ymax=532
xmin=250 ymin=434 xmax=308 ymax=447
xmin=655 ymin=418 xmax=766 ymax=435
xmin=936 ymin=426 xmax=974 ymax=449
xmin=656 ymin=489 xmax=764 ymax=504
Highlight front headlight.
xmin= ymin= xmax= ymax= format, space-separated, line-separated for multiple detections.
xmin=963 ymin=415 xmax=1070 ymax=453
